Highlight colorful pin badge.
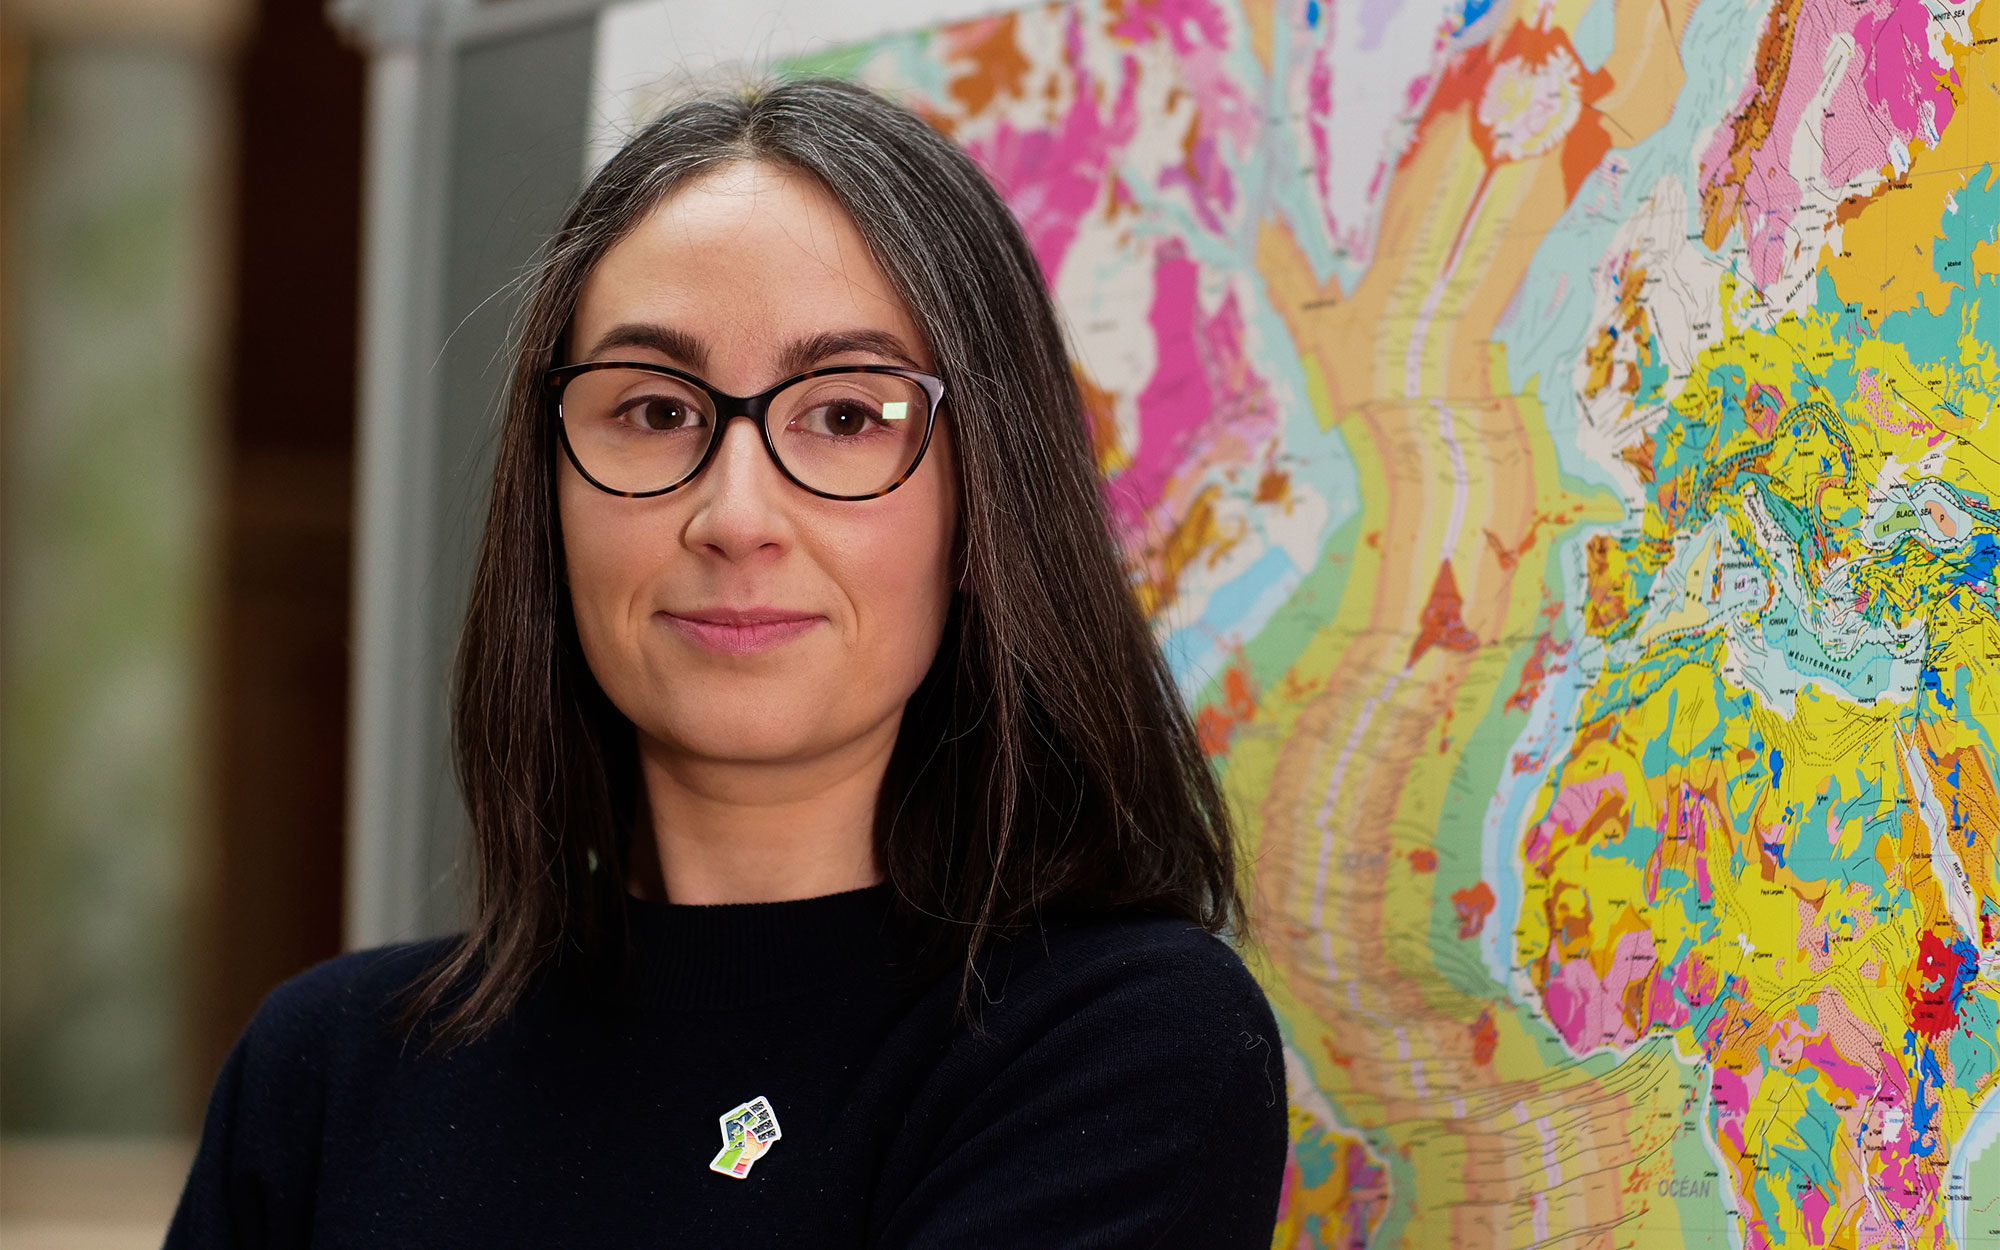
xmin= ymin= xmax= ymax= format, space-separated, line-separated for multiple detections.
xmin=709 ymin=1096 xmax=782 ymax=1179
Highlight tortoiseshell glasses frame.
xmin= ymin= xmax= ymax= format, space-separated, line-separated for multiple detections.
xmin=546 ymin=360 xmax=946 ymax=502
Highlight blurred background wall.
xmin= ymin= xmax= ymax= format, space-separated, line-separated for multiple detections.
xmin=1 ymin=0 xmax=362 ymax=1234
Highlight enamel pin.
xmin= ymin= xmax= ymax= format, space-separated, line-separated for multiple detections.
xmin=709 ymin=1096 xmax=782 ymax=1179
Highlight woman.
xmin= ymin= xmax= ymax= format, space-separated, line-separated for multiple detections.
xmin=169 ymin=77 xmax=1288 ymax=1247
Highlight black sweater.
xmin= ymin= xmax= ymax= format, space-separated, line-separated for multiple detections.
xmin=166 ymin=884 xmax=1290 ymax=1247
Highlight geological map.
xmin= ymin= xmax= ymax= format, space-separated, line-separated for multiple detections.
xmin=607 ymin=0 xmax=2000 ymax=1241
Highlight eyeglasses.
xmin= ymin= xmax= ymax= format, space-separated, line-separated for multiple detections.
xmin=546 ymin=361 xmax=945 ymax=501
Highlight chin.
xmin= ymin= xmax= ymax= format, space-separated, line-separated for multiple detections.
xmin=646 ymin=696 xmax=835 ymax=764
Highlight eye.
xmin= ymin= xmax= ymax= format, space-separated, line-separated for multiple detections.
xmin=799 ymin=399 xmax=884 ymax=438
xmin=621 ymin=394 xmax=707 ymax=432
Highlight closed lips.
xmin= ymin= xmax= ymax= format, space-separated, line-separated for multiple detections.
xmin=660 ymin=608 xmax=823 ymax=654
xmin=668 ymin=608 xmax=819 ymax=626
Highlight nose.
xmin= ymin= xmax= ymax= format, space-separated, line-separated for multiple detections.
xmin=679 ymin=414 xmax=792 ymax=562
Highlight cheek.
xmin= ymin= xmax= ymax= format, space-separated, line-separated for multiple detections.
xmin=831 ymin=485 xmax=957 ymax=678
xmin=558 ymin=471 xmax=650 ymax=664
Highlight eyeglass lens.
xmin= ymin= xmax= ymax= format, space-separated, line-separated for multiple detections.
xmin=558 ymin=368 xmax=930 ymax=497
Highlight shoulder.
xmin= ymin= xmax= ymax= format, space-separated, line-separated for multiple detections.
xmin=949 ymin=909 xmax=1286 ymax=1111
xmin=179 ymin=943 xmax=453 ymax=1171
xmin=231 ymin=938 xmax=457 ymax=1074
xmin=872 ymin=911 xmax=1289 ymax=1245
xmin=169 ymin=942 xmax=461 ymax=1245
xmin=990 ymin=911 xmax=1277 ymax=1040
xmin=252 ymin=938 xmax=452 ymax=1029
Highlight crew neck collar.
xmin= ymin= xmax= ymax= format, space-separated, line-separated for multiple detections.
xmin=621 ymin=882 xmax=909 ymax=1008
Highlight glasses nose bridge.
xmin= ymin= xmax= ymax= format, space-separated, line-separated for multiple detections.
xmin=700 ymin=386 xmax=784 ymax=479
xmin=705 ymin=380 xmax=781 ymax=428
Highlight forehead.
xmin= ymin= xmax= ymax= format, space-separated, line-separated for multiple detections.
xmin=570 ymin=161 xmax=928 ymax=370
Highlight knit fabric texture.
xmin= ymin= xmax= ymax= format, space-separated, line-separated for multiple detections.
xmin=166 ymin=883 xmax=1289 ymax=1247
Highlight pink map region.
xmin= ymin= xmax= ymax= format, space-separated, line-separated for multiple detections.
xmin=1114 ymin=241 xmax=1280 ymax=538
xmin=1696 ymin=0 xmax=1956 ymax=288
xmin=953 ymin=11 xmax=1137 ymax=280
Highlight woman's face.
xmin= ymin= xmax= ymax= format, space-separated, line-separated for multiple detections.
xmin=560 ymin=160 xmax=958 ymax=776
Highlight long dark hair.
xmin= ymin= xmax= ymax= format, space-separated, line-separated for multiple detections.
xmin=411 ymin=76 xmax=1243 ymax=1043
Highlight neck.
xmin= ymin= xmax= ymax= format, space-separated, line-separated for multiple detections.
xmin=629 ymin=716 xmax=897 ymax=905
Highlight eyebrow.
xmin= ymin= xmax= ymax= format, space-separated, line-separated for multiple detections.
xmin=582 ymin=323 xmax=709 ymax=371
xmin=579 ymin=323 xmax=923 ymax=378
xmin=775 ymin=330 xmax=923 ymax=375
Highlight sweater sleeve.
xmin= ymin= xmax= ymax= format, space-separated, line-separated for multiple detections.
xmin=872 ymin=924 xmax=1290 ymax=1250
